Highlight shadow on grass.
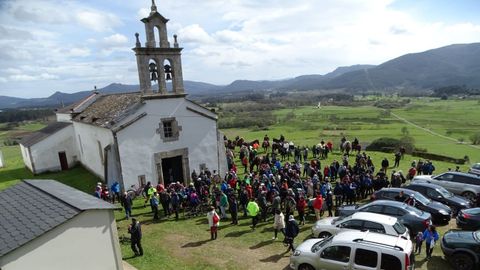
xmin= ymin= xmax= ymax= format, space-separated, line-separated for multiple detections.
xmin=250 ymin=240 xmax=273 ymax=249
xmin=225 ymin=229 xmax=253 ymax=237
xmin=259 ymin=250 xmax=289 ymax=263
xmin=182 ymin=239 xmax=211 ymax=248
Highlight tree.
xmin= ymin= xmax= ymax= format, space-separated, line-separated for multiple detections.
xmin=401 ymin=126 xmax=409 ymax=136
xmin=470 ymin=132 xmax=480 ymax=145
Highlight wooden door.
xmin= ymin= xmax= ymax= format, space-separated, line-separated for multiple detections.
xmin=58 ymin=151 xmax=68 ymax=171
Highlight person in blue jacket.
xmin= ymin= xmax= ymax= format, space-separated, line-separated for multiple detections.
xmin=422 ymin=225 xmax=439 ymax=259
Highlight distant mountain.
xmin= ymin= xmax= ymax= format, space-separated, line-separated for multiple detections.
xmin=324 ymin=43 xmax=480 ymax=91
xmin=1 ymin=43 xmax=479 ymax=109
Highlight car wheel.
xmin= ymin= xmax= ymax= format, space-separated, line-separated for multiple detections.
xmin=462 ymin=191 xmax=476 ymax=203
xmin=298 ymin=264 xmax=315 ymax=270
xmin=451 ymin=253 xmax=475 ymax=270
xmin=318 ymin=232 xmax=332 ymax=238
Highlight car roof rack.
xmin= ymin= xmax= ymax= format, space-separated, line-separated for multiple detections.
xmin=352 ymin=237 xmax=404 ymax=251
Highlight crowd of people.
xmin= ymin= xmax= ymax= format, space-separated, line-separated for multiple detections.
xmin=94 ymin=135 xmax=477 ymax=258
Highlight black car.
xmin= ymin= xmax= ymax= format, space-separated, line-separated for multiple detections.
xmin=405 ymin=182 xmax=472 ymax=215
xmin=372 ymin=187 xmax=452 ymax=224
xmin=457 ymin=208 xmax=480 ymax=230
xmin=336 ymin=200 xmax=432 ymax=235
xmin=441 ymin=230 xmax=480 ymax=270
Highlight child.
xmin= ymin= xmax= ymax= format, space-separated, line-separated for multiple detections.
xmin=207 ymin=206 xmax=220 ymax=240
xmin=415 ymin=231 xmax=423 ymax=254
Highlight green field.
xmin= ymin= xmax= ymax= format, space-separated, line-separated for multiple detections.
xmin=1 ymin=99 xmax=479 ymax=270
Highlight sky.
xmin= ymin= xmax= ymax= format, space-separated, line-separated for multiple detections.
xmin=0 ymin=0 xmax=479 ymax=98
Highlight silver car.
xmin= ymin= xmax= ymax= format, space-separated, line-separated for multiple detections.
xmin=311 ymin=212 xmax=410 ymax=239
xmin=469 ymin=163 xmax=480 ymax=176
xmin=290 ymin=231 xmax=415 ymax=270
xmin=414 ymin=172 xmax=480 ymax=202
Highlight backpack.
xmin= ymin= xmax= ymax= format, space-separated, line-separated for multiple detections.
xmin=212 ymin=213 xmax=219 ymax=225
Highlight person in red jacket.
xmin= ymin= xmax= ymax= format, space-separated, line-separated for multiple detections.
xmin=296 ymin=196 xmax=307 ymax=225
xmin=313 ymin=192 xmax=323 ymax=220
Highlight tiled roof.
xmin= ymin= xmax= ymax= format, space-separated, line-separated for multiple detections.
xmin=72 ymin=92 xmax=142 ymax=129
xmin=0 ymin=180 xmax=118 ymax=257
xmin=19 ymin=122 xmax=72 ymax=147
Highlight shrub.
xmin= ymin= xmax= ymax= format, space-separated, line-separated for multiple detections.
xmin=366 ymin=136 xmax=415 ymax=153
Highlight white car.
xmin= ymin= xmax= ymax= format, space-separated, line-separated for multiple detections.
xmin=311 ymin=212 xmax=410 ymax=240
xmin=290 ymin=231 xmax=415 ymax=270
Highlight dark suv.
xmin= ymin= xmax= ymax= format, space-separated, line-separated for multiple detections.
xmin=441 ymin=230 xmax=480 ymax=270
xmin=405 ymin=182 xmax=472 ymax=216
xmin=336 ymin=200 xmax=432 ymax=236
xmin=371 ymin=187 xmax=452 ymax=224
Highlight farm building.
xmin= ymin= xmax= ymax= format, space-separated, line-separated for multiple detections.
xmin=19 ymin=2 xmax=227 ymax=189
xmin=0 ymin=180 xmax=123 ymax=270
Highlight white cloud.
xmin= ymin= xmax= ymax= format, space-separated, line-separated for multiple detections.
xmin=8 ymin=73 xmax=58 ymax=82
xmin=75 ymin=11 xmax=122 ymax=32
xmin=66 ymin=47 xmax=91 ymax=57
xmin=103 ymin=34 xmax=128 ymax=45
xmin=178 ymin=24 xmax=214 ymax=44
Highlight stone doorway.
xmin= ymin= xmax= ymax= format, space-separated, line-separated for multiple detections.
xmin=154 ymin=148 xmax=189 ymax=185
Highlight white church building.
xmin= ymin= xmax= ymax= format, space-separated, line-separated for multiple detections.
xmin=20 ymin=2 xmax=227 ymax=189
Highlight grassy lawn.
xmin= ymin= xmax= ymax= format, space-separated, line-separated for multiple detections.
xmin=0 ymin=145 xmax=99 ymax=193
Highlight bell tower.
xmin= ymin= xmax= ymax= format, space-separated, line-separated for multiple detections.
xmin=133 ymin=0 xmax=185 ymax=95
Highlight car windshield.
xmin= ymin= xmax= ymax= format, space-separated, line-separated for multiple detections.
xmin=312 ymin=236 xmax=333 ymax=253
xmin=436 ymin=186 xmax=453 ymax=198
xmin=333 ymin=216 xmax=346 ymax=224
xmin=411 ymin=192 xmax=431 ymax=205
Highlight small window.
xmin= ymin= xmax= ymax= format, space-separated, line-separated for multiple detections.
xmin=363 ymin=221 xmax=386 ymax=233
xmin=321 ymin=245 xmax=351 ymax=263
xmin=340 ymin=220 xmax=363 ymax=230
xmin=393 ymin=222 xmax=407 ymax=234
xmin=426 ymin=188 xmax=440 ymax=198
xmin=381 ymin=253 xmax=401 ymax=270
xmin=383 ymin=191 xmax=397 ymax=199
xmin=384 ymin=206 xmax=402 ymax=217
xmin=355 ymin=248 xmax=378 ymax=267
xmin=363 ymin=205 xmax=383 ymax=214
xmin=163 ymin=120 xmax=173 ymax=138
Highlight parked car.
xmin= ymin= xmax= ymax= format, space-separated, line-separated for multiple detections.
xmin=413 ymin=172 xmax=480 ymax=202
xmin=457 ymin=208 xmax=480 ymax=230
xmin=405 ymin=181 xmax=472 ymax=215
xmin=290 ymin=230 xmax=415 ymax=270
xmin=469 ymin=163 xmax=480 ymax=176
xmin=336 ymin=200 xmax=431 ymax=235
xmin=441 ymin=230 xmax=480 ymax=270
xmin=372 ymin=187 xmax=452 ymax=224
xmin=311 ymin=212 xmax=410 ymax=239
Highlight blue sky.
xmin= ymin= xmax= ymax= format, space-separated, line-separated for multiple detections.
xmin=0 ymin=0 xmax=479 ymax=98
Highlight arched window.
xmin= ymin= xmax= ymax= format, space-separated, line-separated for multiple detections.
xmin=164 ymin=59 xmax=174 ymax=92
xmin=148 ymin=59 xmax=159 ymax=93
xmin=154 ymin=25 xmax=161 ymax=48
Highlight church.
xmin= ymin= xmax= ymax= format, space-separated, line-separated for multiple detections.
xmin=20 ymin=2 xmax=227 ymax=189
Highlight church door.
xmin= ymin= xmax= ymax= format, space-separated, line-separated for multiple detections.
xmin=161 ymin=155 xmax=183 ymax=185
xmin=58 ymin=151 xmax=68 ymax=171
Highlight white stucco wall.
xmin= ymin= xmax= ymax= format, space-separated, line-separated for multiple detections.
xmin=0 ymin=210 xmax=123 ymax=270
xmin=19 ymin=144 xmax=32 ymax=171
xmin=56 ymin=113 xmax=72 ymax=122
xmin=74 ymin=122 xmax=114 ymax=179
xmin=26 ymin=125 xmax=78 ymax=174
xmin=116 ymin=97 xmax=219 ymax=187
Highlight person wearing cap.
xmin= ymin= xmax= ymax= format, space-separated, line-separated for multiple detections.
xmin=284 ymin=215 xmax=300 ymax=252
xmin=128 ymin=218 xmax=143 ymax=256
xmin=121 ymin=191 xmax=133 ymax=220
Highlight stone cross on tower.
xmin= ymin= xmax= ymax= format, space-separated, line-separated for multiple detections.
xmin=133 ymin=1 xmax=185 ymax=95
